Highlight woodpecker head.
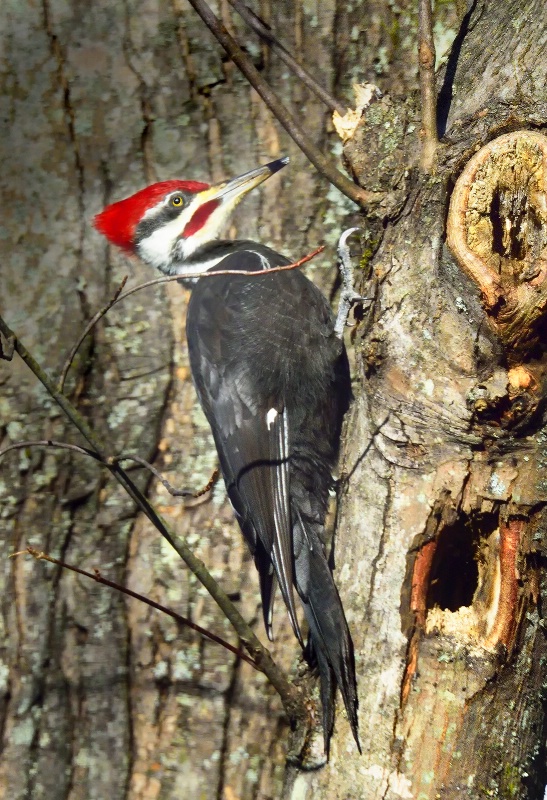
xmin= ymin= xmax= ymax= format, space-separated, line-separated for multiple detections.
xmin=94 ymin=157 xmax=289 ymax=275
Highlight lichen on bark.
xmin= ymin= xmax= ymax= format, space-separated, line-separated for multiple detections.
xmin=2 ymin=0 xmax=547 ymax=798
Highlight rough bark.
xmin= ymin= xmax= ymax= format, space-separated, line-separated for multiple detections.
xmin=289 ymin=1 xmax=547 ymax=798
xmin=1 ymin=1 xmax=545 ymax=799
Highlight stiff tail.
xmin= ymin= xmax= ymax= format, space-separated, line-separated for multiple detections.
xmin=294 ymin=517 xmax=360 ymax=754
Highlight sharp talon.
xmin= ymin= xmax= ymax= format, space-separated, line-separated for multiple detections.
xmin=337 ymin=227 xmax=360 ymax=255
xmin=334 ymin=230 xmax=368 ymax=338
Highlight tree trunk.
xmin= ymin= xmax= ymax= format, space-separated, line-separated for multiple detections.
xmin=1 ymin=1 xmax=545 ymax=799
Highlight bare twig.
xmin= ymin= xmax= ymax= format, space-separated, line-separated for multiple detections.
xmin=189 ymin=467 xmax=219 ymax=497
xmin=0 ymin=440 xmax=219 ymax=501
xmin=114 ymin=454 xmax=220 ymax=499
xmin=227 ymin=0 xmax=345 ymax=115
xmin=0 ymin=439 xmax=99 ymax=461
xmin=418 ymin=0 xmax=438 ymax=171
xmin=118 ymin=244 xmax=325 ymax=299
xmin=185 ymin=0 xmax=379 ymax=208
xmin=58 ymin=275 xmax=128 ymax=393
xmin=54 ymin=247 xmax=325 ymax=369
xmin=0 ymin=312 xmax=306 ymax=726
xmin=12 ymin=547 xmax=258 ymax=669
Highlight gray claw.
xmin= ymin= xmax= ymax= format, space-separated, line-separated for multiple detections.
xmin=334 ymin=228 xmax=364 ymax=339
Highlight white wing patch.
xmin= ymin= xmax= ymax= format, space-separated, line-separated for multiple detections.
xmin=266 ymin=405 xmax=303 ymax=644
xmin=249 ymin=250 xmax=271 ymax=271
xmin=266 ymin=407 xmax=278 ymax=430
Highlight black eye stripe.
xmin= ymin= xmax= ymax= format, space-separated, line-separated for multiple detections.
xmin=135 ymin=198 xmax=189 ymax=241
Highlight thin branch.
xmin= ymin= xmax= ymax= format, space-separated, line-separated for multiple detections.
xmin=0 ymin=439 xmax=100 ymax=461
xmin=52 ymin=247 xmax=325 ymax=379
xmin=12 ymin=547 xmax=258 ymax=669
xmin=0 ymin=312 xmax=306 ymax=726
xmin=117 ymin=243 xmax=325 ymax=299
xmin=227 ymin=0 xmax=345 ymax=115
xmin=114 ymin=454 xmax=220 ymax=499
xmin=188 ymin=466 xmax=219 ymax=497
xmin=186 ymin=0 xmax=379 ymax=208
xmin=418 ymin=0 xmax=438 ymax=171
xmin=0 ymin=440 xmax=219 ymax=501
xmin=58 ymin=275 xmax=128 ymax=393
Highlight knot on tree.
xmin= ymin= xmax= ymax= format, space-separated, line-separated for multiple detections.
xmin=447 ymin=131 xmax=547 ymax=354
xmin=467 ymin=365 xmax=540 ymax=431
xmin=335 ymin=87 xmax=416 ymax=220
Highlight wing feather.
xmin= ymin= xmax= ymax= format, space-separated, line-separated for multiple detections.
xmin=187 ymin=250 xmax=302 ymax=641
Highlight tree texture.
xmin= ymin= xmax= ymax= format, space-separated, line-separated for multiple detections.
xmin=1 ymin=1 xmax=546 ymax=799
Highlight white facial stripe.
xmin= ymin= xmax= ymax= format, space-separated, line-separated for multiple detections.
xmin=137 ymin=193 xmax=239 ymax=274
xmin=137 ymin=211 xmax=191 ymax=269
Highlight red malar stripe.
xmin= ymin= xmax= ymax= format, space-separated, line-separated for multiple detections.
xmin=182 ymin=199 xmax=220 ymax=238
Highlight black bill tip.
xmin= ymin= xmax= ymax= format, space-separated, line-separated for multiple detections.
xmin=266 ymin=156 xmax=290 ymax=175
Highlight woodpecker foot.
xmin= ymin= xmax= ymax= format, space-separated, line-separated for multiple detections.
xmin=334 ymin=228 xmax=368 ymax=339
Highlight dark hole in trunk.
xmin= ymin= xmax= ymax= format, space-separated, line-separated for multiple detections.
xmin=426 ymin=511 xmax=498 ymax=612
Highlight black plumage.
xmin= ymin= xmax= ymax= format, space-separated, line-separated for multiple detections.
xmin=186 ymin=243 xmax=359 ymax=750
xmin=93 ymin=158 xmax=360 ymax=752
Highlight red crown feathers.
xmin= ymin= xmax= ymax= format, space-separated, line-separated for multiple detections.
xmin=94 ymin=180 xmax=209 ymax=251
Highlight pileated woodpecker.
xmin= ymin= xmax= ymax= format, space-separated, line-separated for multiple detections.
xmin=94 ymin=158 xmax=359 ymax=752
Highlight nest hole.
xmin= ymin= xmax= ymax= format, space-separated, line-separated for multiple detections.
xmin=426 ymin=511 xmax=498 ymax=612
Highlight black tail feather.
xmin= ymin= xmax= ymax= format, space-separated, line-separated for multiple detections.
xmin=309 ymin=635 xmax=335 ymax=755
xmin=295 ymin=520 xmax=360 ymax=753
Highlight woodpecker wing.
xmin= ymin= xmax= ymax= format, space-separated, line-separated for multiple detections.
xmin=186 ymin=247 xmax=303 ymax=641
xmin=186 ymin=244 xmax=359 ymax=751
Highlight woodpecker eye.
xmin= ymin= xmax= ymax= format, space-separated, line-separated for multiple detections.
xmin=170 ymin=195 xmax=185 ymax=208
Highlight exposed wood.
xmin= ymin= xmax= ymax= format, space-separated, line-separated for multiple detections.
xmin=2 ymin=0 xmax=547 ymax=798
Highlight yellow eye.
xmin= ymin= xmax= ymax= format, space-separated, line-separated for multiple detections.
xmin=171 ymin=195 xmax=184 ymax=207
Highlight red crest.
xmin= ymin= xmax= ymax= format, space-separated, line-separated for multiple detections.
xmin=94 ymin=180 xmax=209 ymax=251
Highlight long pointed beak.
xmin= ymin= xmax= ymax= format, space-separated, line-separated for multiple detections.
xmin=209 ymin=157 xmax=289 ymax=204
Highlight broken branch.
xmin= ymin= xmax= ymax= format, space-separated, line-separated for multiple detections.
xmin=186 ymin=0 xmax=377 ymax=207
xmin=12 ymin=547 xmax=258 ymax=669
xmin=0 ymin=312 xmax=306 ymax=726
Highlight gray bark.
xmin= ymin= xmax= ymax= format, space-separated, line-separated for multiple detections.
xmin=2 ymin=1 xmax=545 ymax=799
